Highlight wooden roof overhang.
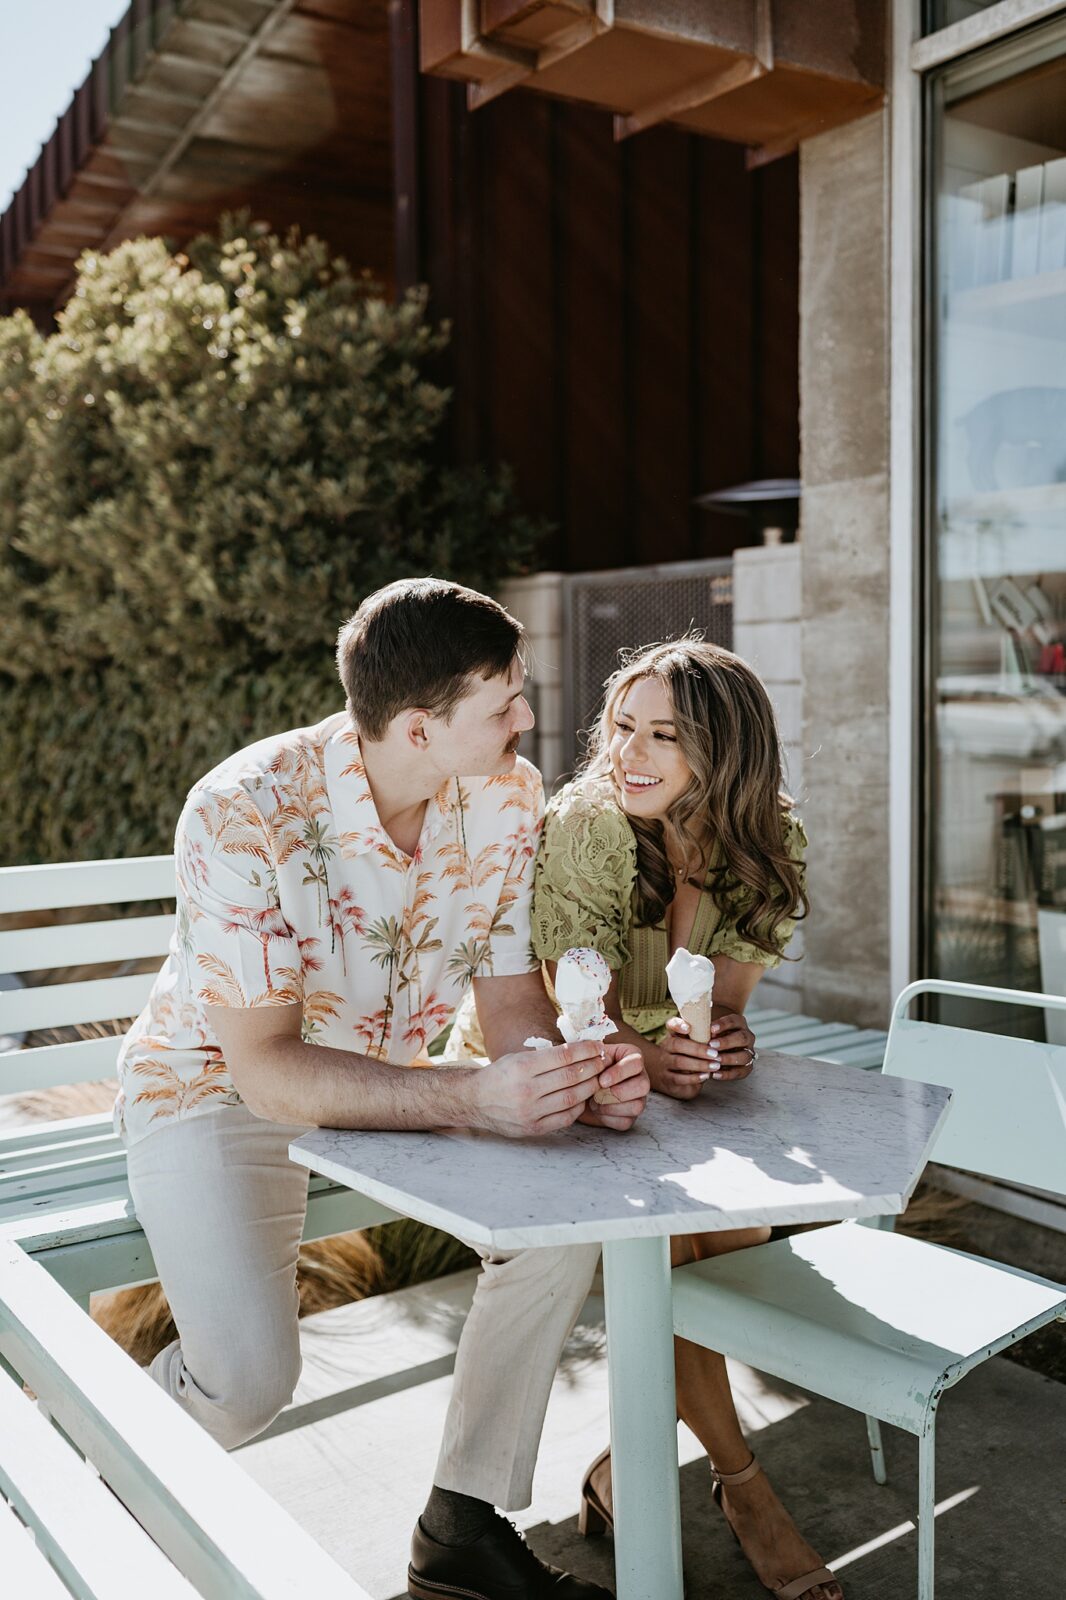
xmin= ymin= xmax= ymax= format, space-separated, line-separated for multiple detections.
xmin=0 ymin=0 xmax=394 ymax=319
xmin=420 ymin=0 xmax=885 ymax=164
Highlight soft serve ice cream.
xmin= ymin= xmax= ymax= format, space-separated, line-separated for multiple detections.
xmin=524 ymin=946 xmax=619 ymax=1102
xmin=665 ymin=948 xmax=715 ymax=1043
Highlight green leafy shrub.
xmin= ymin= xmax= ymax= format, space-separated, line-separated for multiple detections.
xmin=0 ymin=217 xmax=540 ymax=864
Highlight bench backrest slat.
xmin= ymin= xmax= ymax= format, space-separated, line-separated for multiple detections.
xmin=0 ymin=1241 xmax=372 ymax=1599
xmin=0 ymin=913 xmax=175 ymax=974
xmin=2 ymin=972 xmax=156 ymax=1037
xmin=0 ymin=1035 xmax=125 ymax=1092
xmin=0 ymin=856 xmax=176 ymax=913
xmin=884 ymin=979 xmax=1066 ymax=1196
xmin=1 ymin=858 xmax=176 ymax=1097
xmin=0 ymin=1364 xmax=198 ymax=1599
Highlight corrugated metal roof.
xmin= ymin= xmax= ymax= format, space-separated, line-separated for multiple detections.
xmin=0 ymin=0 xmax=178 ymax=311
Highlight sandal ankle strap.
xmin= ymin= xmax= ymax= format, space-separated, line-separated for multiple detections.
xmin=711 ymin=1453 xmax=761 ymax=1488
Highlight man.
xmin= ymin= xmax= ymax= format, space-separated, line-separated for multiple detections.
xmin=116 ymin=578 xmax=649 ymax=1600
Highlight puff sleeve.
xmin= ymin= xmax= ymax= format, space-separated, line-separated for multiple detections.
xmin=531 ymin=785 xmax=637 ymax=970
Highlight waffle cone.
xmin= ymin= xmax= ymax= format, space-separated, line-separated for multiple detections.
xmin=680 ymin=994 xmax=712 ymax=1044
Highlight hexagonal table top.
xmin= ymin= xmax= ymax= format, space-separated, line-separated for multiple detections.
xmin=291 ymin=1052 xmax=951 ymax=1249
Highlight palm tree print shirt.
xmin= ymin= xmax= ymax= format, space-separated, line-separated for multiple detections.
xmin=114 ymin=712 xmax=543 ymax=1144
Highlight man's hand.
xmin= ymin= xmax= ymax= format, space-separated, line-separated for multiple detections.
xmin=469 ymin=1039 xmax=607 ymax=1138
xmin=579 ymin=1042 xmax=649 ymax=1132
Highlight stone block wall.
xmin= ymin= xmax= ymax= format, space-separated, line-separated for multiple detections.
xmin=732 ymin=543 xmax=806 ymax=1013
xmin=798 ymin=109 xmax=892 ymax=1028
xmin=497 ymin=572 xmax=567 ymax=790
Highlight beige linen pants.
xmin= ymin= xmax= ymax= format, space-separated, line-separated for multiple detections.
xmin=126 ymin=1103 xmax=600 ymax=1509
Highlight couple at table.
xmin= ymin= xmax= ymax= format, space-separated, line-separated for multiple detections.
xmin=115 ymin=578 xmax=837 ymax=1600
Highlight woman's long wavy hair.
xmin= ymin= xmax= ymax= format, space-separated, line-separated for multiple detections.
xmin=579 ymin=637 xmax=807 ymax=953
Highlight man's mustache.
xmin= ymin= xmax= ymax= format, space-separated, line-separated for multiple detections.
xmin=504 ymin=732 xmax=522 ymax=755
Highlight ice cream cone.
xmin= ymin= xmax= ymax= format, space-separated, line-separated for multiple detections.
xmin=680 ymin=993 xmax=712 ymax=1044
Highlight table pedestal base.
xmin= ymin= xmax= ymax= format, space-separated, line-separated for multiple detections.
xmin=602 ymin=1236 xmax=684 ymax=1600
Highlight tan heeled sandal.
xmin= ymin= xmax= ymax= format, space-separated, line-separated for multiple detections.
xmin=577 ymin=1444 xmax=613 ymax=1538
xmin=711 ymin=1454 xmax=841 ymax=1600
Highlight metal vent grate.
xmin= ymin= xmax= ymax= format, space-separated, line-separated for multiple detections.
xmin=560 ymin=558 xmax=733 ymax=782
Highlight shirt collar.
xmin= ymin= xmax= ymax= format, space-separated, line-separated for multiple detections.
xmin=326 ymin=717 xmax=453 ymax=862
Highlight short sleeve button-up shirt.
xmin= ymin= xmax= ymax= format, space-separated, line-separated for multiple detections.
xmin=115 ymin=712 xmax=544 ymax=1145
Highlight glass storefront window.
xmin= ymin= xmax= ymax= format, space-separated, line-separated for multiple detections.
xmin=928 ymin=23 xmax=1066 ymax=1033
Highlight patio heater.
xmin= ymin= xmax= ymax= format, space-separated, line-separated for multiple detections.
xmin=694 ymin=478 xmax=801 ymax=545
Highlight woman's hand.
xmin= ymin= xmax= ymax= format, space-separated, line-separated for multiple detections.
xmin=654 ymin=1011 xmax=758 ymax=1100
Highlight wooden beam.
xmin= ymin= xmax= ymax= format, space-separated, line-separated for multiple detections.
xmin=390 ymin=0 xmax=421 ymax=291
xmin=614 ymin=0 xmax=772 ymax=141
xmin=140 ymin=0 xmax=300 ymax=199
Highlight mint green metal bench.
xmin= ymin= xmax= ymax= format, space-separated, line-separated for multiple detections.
xmin=0 ymin=855 xmax=885 ymax=1307
xmin=746 ymin=1006 xmax=889 ymax=1069
xmin=0 ymin=856 xmax=397 ymax=1307
xmin=672 ymin=979 xmax=1066 ymax=1600
xmin=0 ymin=1237 xmax=371 ymax=1598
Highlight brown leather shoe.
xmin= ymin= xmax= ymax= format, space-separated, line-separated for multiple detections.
xmin=408 ymin=1514 xmax=614 ymax=1599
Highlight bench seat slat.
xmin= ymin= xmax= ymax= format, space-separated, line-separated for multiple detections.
xmin=2 ymin=972 xmax=154 ymax=1035
xmin=766 ymin=1025 xmax=878 ymax=1055
xmin=0 ymin=1241 xmax=373 ymax=1598
xmin=0 ymin=1111 xmax=118 ymax=1156
xmin=813 ymin=1035 xmax=888 ymax=1064
xmin=0 ymin=1364 xmax=198 ymax=1598
xmin=0 ymin=914 xmax=174 ymax=974
xmin=0 ymin=1129 xmax=122 ymax=1175
xmin=0 ymin=1154 xmax=133 ymax=1206
xmin=1 ymin=1036 xmax=123 ymax=1092
xmin=0 ymin=856 xmax=176 ymax=914
xmin=1 ymin=1176 xmax=397 ymax=1252
xmin=0 ymin=1492 xmax=74 ymax=1600
xmin=748 ymin=1017 xmax=835 ymax=1044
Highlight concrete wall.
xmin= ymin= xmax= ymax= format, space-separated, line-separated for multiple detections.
xmin=497 ymin=572 xmax=566 ymax=789
xmin=798 ymin=109 xmax=892 ymax=1028
xmin=732 ymin=543 xmax=806 ymax=1012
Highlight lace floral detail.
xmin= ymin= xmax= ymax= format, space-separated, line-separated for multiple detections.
xmin=531 ymin=780 xmax=637 ymax=970
xmin=529 ymin=783 xmax=807 ymax=1039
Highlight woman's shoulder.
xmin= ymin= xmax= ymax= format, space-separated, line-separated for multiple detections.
xmin=545 ymin=777 xmax=634 ymax=849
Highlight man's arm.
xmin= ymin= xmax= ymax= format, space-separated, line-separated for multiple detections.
xmin=472 ymin=971 xmax=649 ymax=1132
xmin=206 ymin=1001 xmax=608 ymax=1139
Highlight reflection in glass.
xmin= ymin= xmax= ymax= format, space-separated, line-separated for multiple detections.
xmin=930 ymin=32 xmax=1066 ymax=1035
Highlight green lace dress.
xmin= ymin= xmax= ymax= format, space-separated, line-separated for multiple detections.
xmin=530 ymin=778 xmax=807 ymax=1043
xmin=443 ymin=777 xmax=806 ymax=1060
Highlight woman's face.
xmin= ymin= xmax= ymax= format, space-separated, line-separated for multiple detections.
xmin=609 ymin=676 xmax=693 ymax=820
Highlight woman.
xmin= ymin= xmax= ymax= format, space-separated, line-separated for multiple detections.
xmin=532 ymin=638 xmax=840 ymax=1600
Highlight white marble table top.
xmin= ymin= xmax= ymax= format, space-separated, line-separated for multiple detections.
xmin=290 ymin=1052 xmax=951 ymax=1249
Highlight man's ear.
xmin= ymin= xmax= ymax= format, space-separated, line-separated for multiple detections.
xmin=403 ymin=709 xmax=431 ymax=749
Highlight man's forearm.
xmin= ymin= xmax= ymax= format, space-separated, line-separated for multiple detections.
xmin=245 ymin=1036 xmax=481 ymax=1130
xmin=477 ymin=988 xmax=562 ymax=1062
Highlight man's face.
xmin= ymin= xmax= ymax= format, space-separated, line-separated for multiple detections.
xmin=435 ymin=658 xmax=535 ymax=777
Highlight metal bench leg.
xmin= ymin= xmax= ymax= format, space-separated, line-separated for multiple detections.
xmin=602 ymin=1237 xmax=684 ymax=1600
xmin=865 ymin=1414 xmax=887 ymax=1484
xmin=917 ymin=1425 xmax=936 ymax=1600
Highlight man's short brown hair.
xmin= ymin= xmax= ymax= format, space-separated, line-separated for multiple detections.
xmin=336 ymin=578 xmax=525 ymax=741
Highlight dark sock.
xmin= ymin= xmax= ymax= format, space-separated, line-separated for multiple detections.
xmin=421 ymin=1485 xmax=497 ymax=1546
